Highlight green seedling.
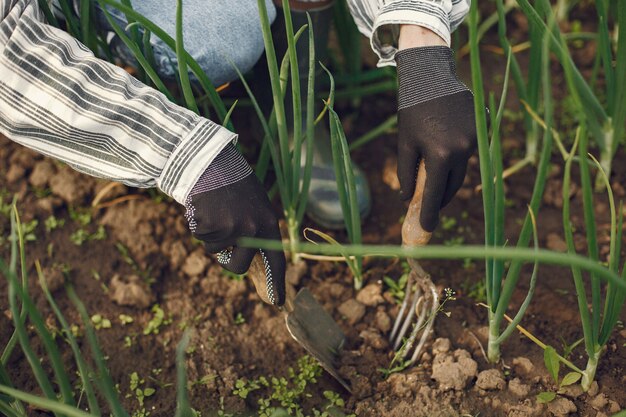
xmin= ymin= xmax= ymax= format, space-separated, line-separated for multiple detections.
xmin=383 ymin=270 xmax=409 ymax=305
xmin=440 ymin=216 xmax=457 ymax=231
xmin=116 ymin=242 xmax=155 ymax=285
xmin=232 ymin=355 xmax=335 ymax=417
xmin=20 ymin=219 xmax=38 ymax=242
xmin=69 ymin=206 xmax=92 ymax=226
xmin=143 ymin=304 xmax=172 ymax=335
xmin=234 ymin=312 xmax=245 ymax=325
xmin=119 ymin=314 xmax=134 ymax=325
xmin=90 ymin=314 xmax=112 ymax=330
xmin=537 ymin=347 xmax=583 ymax=404
xmin=44 ymin=215 xmax=65 ymax=233
xmin=70 ymin=224 xmax=106 ymax=246
xmin=126 ymin=372 xmax=155 ymax=417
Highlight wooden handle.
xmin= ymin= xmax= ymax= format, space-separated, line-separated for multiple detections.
xmin=401 ymin=159 xmax=432 ymax=247
xmin=248 ymin=252 xmax=295 ymax=310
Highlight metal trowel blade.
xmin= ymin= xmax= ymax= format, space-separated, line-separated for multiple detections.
xmin=285 ymin=288 xmax=351 ymax=392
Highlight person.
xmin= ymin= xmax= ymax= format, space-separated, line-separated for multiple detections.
xmin=0 ymin=0 xmax=477 ymax=307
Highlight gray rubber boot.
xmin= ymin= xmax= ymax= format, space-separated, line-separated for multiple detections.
xmin=273 ymin=0 xmax=371 ymax=230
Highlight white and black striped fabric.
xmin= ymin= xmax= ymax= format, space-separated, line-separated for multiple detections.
xmin=347 ymin=0 xmax=470 ymax=66
xmin=1 ymin=0 xmax=469 ymax=205
xmin=0 ymin=0 xmax=235 ymax=204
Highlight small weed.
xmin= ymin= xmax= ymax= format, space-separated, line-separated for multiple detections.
xmin=440 ymin=215 xmax=457 ymax=231
xmin=126 ymin=372 xmax=156 ymax=417
xmin=234 ymin=312 xmax=245 ymax=325
xmin=124 ymin=335 xmax=133 ymax=348
xmin=69 ymin=206 xmax=92 ymax=226
xmin=383 ymin=261 xmax=411 ymax=305
xmin=21 ymin=219 xmax=38 ymax=241
xmin=44 ymin=215 xmax=65 ymax=233
xmin=91 ymin=314 xmax=112 ymax=330
xmin=70 ymin=224 xmax=106 ymax=245
xmin=0 ymin=190 xmax=12 ymax=217
xmin=143 ymin=304 xmax=172 ymax=335
xmin=232 ymin=355 xmax=340 ymax=417
xmin=443 ymin=236 xmax=465 ymax=246
xmin=536 ymin=346 xmax=583 ymax=404
xmin=119 ymin=314 xmax=134 ymax=325
xmin=116 ymin=242 xmax=155 ymax=285
xmin=461 ymin=278 xmax=487 ymax=303
xmin=189 ymin=374 xmax=217 ymax=389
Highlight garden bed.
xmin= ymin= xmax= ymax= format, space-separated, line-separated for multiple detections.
xmin=2 ymin=4 xmax=626 ymax=415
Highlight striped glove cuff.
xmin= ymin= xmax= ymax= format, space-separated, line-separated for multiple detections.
xmin=395 ymin=46 xmax=469 ymax=111
xmin=189 ymin=143 xmax=253 ymax=196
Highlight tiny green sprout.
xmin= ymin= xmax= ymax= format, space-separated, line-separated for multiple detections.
xmin=70 ymin=229 xmax=89 ymax=245
xmin=91 ymin=314 xmax=111 ymax=330
xmin=537 ymin=391 xmax=557 ymax=404
xmin=323 ymin=390 xmax=345 ymax=409
xmin=22 ymin=219 xmax=38 ymax=241
xmin=69 ymin=207 xmax=92 ymax=226
xmin=69 ymin=323 xmax=81 ymax=338
xmin=119 ymin=314 xmax=134 ymax=325
xmin=70 ymin=225 xmax=107 ymax=245
xmin=443 ymin=236 xmax=464 ymax=246
xmin=462 ymin=258 xmax=475 ymax=270
xmin=233 ymin=378 xmax=261 ymax=399
xmin=234 ymin=312 xmax=245 ymax=325
xmin=440 ymin=215 xmax=457 ymax=231
xmin=44 ymin=215 xmax=65 ymax=233
xmin=383 ymin=272 xmax=408 ymax=305
xmin=143 ymin=304 xmax=172 ymax=335
xmin=124 ymin=335 xmax=133 ymax=348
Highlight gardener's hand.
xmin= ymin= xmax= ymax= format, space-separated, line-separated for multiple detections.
xmin=184 ymin=144 xmax=286 ymax=306
xmin=395 ymin=39 xmax=477 ymax=232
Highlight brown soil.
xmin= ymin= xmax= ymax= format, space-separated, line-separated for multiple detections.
xmin=2 ymin=7 xmax=626 ymax=417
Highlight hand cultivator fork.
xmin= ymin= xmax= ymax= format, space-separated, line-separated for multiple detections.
xmin=389 ymin=160 xmax=440 ymax=366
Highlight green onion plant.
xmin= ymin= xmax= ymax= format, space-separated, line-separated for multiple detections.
xmin=469 ymin=0 xmax=555 ymax=363
xmin=516 ymin=0 xmax=626 ymax=189
xmin=231 ymin=0 xmax=322 ymax=264
xmin=561 ymin=128 xmax=626 ymax=391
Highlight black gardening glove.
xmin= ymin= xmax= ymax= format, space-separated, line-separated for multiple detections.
xmin=395 ymin=46 xmax=478 ymax=232
xmin=184 ymin=144 xmax=286 ymax=306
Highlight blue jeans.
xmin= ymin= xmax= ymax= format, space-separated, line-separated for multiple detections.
xmin=95 ymin=0 xmax=277 ymax=86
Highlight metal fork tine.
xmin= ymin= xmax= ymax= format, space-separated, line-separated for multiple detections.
xmin=398 ymin=296 xmax=427 ymax=359
xmin=408 ymin=281 xmax=439 ymax=365
xmin=389 ymin=273 xmax=414 ymax=343
xmin=392 ymin=279 xmax=422 ymax=350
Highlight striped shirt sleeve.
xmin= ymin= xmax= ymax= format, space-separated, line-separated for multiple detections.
xmin=346 ymin=0 xmax=470 ymax=67
xmin=0 ymin=0 xmax=236 ymax=204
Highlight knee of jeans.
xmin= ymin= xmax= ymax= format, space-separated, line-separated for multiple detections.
xmin=151 ymin=1 xmax=276 ymax=87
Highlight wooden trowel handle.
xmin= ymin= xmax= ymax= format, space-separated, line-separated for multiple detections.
xmin=248 ymin=252 xmax=295 ymax=311
xmin=401 ymin=159 xmax=433 ymax=247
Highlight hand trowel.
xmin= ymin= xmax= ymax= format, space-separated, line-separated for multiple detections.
xmin=248 ymin=253 xmax=351 ymax=392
